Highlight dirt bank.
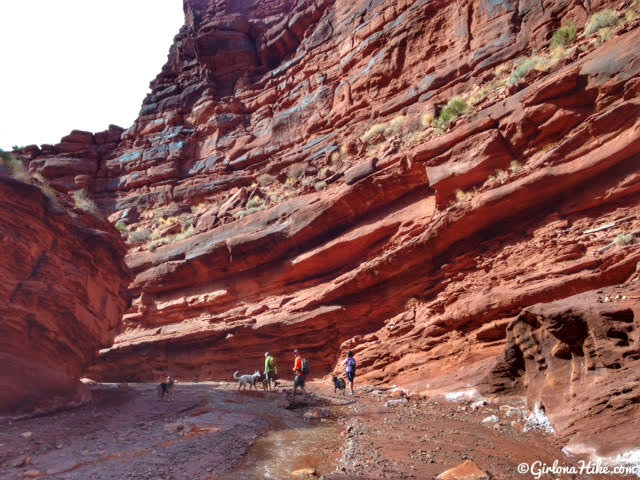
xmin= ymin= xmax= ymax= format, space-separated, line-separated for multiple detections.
xmin=1 ymin=381 xmax=634 ymax=479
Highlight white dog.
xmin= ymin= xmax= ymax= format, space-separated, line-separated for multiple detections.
xmin=233 ymin=370 xmax=261 ymax=390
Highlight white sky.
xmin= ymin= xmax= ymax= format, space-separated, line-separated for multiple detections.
xmin=0 ymin=0 xmax=184 ymax=150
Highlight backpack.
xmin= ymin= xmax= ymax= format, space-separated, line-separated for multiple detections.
xmin=301 ymin=357 xmax=310 ymax=375
xmin=347 ymin=357 xmax=356 ymax=374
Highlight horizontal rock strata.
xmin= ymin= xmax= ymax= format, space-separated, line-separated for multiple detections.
xmin=0 ymin=175 xmax=130 ymax=415
xmin=14 ymin=0 xmax=640 ymax=455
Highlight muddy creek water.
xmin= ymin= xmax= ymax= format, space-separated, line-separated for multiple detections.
xmin=224 ymin=410 xmax=343 ymax=479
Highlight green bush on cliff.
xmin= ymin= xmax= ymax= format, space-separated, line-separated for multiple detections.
xmin=128 ymin=229 xmax=150 ymax=244
xmin=585 ymin=9 xmax=620 ymax=36
xmin=434 ymin=98 xmax=468 ymax=130
xmin=551 ymin=22 xmax=577 ymax=49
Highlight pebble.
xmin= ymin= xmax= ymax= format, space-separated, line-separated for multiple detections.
xmin=11 ymin=456 xmax=31 ymax=468
xmin=20 ymin=431 xmax=33 ymax=439
xmin=481 ymin=415 xmax=499 ymax=424
xmin=385 ymin=398 xmax=409 ymax=407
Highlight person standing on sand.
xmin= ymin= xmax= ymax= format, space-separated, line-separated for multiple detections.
xmin=292 ymin=349 xmax=306 ymax=395
xmin=264 ymin=352 xmax=278 ymax=390
xmin=344 ymin=351 xmax=356 ymax=395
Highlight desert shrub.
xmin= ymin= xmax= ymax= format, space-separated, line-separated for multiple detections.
xmin=595 ymin=26 xmax=616 ymax=44
xmin=246 ymin=195 xmax=263 ymax=209
xmin=508 ymin=56 xmax=548 ymax=86
xmin=614 ymin=233 xmax=636 ymax=246
xmin=233 ymin=204 xmax=266 ymax=219
xmin=149 ymin=228 xmax=164 ymax=241
xmin=287 ymin=163 xmax=305 ymax=180
xmin=585 ymin=9 xmax=620 ymax=36
xmin=494 ymin=63 xmax=511 ymax=77
xmin=467 ymin=86 xmax=490 ymax=106
xmin=319 ymin=166 xmax=334 ymax=179
xmin=0 ymin=152 xmax=31 ymax=183
xmin=360 ymin=123 xmax=388 ymax=144
xmin=72 ymin=190 xmax=100 ymax=215
xmin=148 ymin=239 xmax=166 ymax=251
xmin=509 ymin=160 xmax=523 ymax=173
xmin=486 ymin=169 xmax=509 ymax=185
xmin=549 ymin=44 xmax=573 ymax=63
xmin=421 ymin=112 xmax=435 ymax=128
xmin=151 ymin=216 xmax=180 ymax=233
xmin=301 ymin=177 xmax=315 ymax=188
xmin=30 ymin=173 xmax=59 ymax=204
xmin=115 ymin=222 xmax=127 ymax=232
xmin=146 ymin=223 xmax=196 ymax=249
xmin=454 ymin=188 xmax=477 ymax=202
xmin=551 ymin=22 xmax=577 ymax=49
xmin=257 ymin=174 xmax=276 ymax=187
xmin=173 ymin=225 xmax=196 ymax=242
xmin=128 ymin=229 xmax=150 ymax=244
xmin=434 ymin=98 xmax=468 ymax=130
xmin=191 ymin=202 xmax=210 ymax=215
xmin=314 ymin=181 xmax=328 ymax=191
xmin=626 ymin=8 xmax=639 ymax=22
xmin=406 ymin=129 xmax=432 ymax=145
xmin=389 ymin=116 xmax=405 ymax=136
xmin=495 ymin=169 xmax=508 ymax=181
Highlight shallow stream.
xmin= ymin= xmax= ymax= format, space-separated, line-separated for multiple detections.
xmin=225 ymin=411 xmax=343 ymax=479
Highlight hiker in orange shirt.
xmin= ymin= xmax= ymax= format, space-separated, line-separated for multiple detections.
xmin=292 ymin=349 xmax=307 ymax=395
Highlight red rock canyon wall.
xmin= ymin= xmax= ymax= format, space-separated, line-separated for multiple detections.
xmin=14 ymin=0 xmax=640 ymax=454
xmin=0 ymin=172 xmax=130 ymax=415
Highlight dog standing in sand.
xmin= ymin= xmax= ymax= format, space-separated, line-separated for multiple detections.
xmin=332 ymin=376 xmax=346 ymax=395
xmin=233 ymin=370 xmax=261 ymax=390
xmin=158 ymin=376 xmax=175 ymax=401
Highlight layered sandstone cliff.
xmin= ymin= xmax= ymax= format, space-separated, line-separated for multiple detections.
xmin=0 ymin=169 xmax=130 ymax=415
xmin=15 ymin=0 xmax=640 ymax=454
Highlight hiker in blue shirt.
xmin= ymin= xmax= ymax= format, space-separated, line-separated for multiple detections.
xmin=343 ymin=351 xmax=356 ymax=395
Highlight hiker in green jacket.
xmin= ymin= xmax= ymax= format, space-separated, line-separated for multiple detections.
xmin=264 ymin=352 xmax=278 ymax=390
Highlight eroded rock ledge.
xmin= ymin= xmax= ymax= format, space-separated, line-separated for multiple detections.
xmin=0 ymin=176 xmax=130 ymax=415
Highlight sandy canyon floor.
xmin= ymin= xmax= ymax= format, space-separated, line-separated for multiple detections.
xmin=1 ymin=380 xmax=635 ymax=480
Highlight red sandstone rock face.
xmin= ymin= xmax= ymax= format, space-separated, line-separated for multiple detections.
xmin=0 ymin=175 xmax=130 ymax=415
xmin=486 ymin=281 xmax=640 ymax=458
xmin=16 ymin=0 xmax=640 ymax=456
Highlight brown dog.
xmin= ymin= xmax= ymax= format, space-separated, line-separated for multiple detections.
xmin=158 ymin=376 xmax=175 ymax=400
